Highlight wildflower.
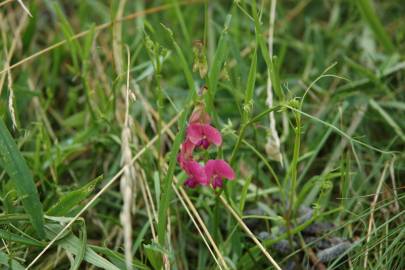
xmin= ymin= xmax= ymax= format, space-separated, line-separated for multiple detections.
xmin=184 ymin=177 xmax=199 ymax=188
xmin=178 ymin=100 xmax=235 ymax=190
xmin=183 ymin=160 xmax=208 ymax=188
xmin=178 ymin=139 xmax=195 ymax=168
xmin=204 ymin=159 xmax=235 ymax=188
xmin=186 ymin=123 xmax=222 ymax=149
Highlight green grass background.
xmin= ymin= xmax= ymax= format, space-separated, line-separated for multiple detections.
xmin=0 ymin=0 xmax=404 ymax=269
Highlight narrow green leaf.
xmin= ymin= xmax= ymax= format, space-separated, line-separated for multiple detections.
xmin=243 ymin=48 xmax=257 ymax=122
xmin=0 ymin=119 xmax=45 ymax=238
xmin=239 ymin=176 xmax=253 ymax=212
xmin=0 ymin=251 xmax=25 ymax=270
xmin=0 ymin=214 xmax=30 ymax=224
xmin=157 ymin=24 xmax=196 ymax=248
xmin=52 ymin=2 xmax=81 ymax=70
xmin=47 ymin=175 xmax=102 ymax=216
xmin=251 ymin=0 xmax=283 ymax=99
xmin=46 ymin=224 xmax=120 ymax=270
xmin=90 ymin=245 xmax=150 ymax=270
xmin=297 ymin=108 xmax=344 ymax=185
xmin=0 ymin=229 xmax=45 ymax=247
xmin=169 ymin=0 xmax=190 ymax=45
xmin=369 ymin=99 xmax=405 ymax=142
xmin=144 ymin=243 xmax=164 ymax=270
xmin=133 ymin=222 xmax=150 ymax=254
xmin=161 ymin=23 xmax=195 ymax=94
xmin=81 ymin=23 xmax=96 ymax=74
xmin=356 ymin=0 xmax=395 ymax=53
xmin=70 ymin=221 xmax=87 ymax=270
xmin=157 ymin=108 xmax=189 ymax=246
xmin=336 ymin=61 xmax=405 ymax=93
xmin=208 ymin=14 xmax=232 ymax=98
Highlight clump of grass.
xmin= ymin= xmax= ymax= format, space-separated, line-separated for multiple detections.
xmin=0 ymin=1 xmax=404 ymax=269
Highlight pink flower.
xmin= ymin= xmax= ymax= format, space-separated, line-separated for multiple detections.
xmin=177 ymin=102 xmax=236 ymax=190
xmin=178 ymin=139 xmax=195 ymax=168
xmin=204 ymin=159 xmax=235 ymax=188
xmin=183 ymin=160 xmax=208 ymax=188
xmin=187 ymin=123 xmax=222 ymax=149
xmin=184 ymin=178 xmax=199 ymax=188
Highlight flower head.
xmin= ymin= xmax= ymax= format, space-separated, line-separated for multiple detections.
xmin=184 ymin=177 xmax=200 ymax=188
xmin=204 ymin=159 xmax=235 ymax=188
xmin=178 ymin=139 xmax=195 ymax=168
xmin=178 ymin=102 xmax=235 ymax=190
xmin=187 ymin=123 xmax=222 ymax=149
xmin=183 ymin=160 xmax=208 ymax=188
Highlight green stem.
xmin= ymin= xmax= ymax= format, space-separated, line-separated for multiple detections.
xmin=229 ymin=123 xmax=247 ymax=166
xmin=285 ymin=109 xmax=301 ymax=249
xmin=230 ymin=105 xmax=280 ymax=166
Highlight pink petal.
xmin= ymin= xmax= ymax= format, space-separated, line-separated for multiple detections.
xmin=215 ymin=160 xmax=235 ymax=180
xmin=177 ymin=154 xmax=185 ymax=168
xmin=186 ymin=124 xmax=204 ymax=145
xmin=178 ymin=140 xmax=195 ymax=169
xmin=184 ymin=160 xmax=208 ymax=185
xmin=202 ymin=124 xmax=222 ymax=146
xmin=204 ymin=160 xmax=216 ymax=181
xmin=184 ymin=177 xmax=199 ymax=188
xmin=195 ymin=138 xmax=212 ymax=150
xmin=212 ymin=176 xmax=223 ymax=188
xmin=181 ymin=139 xmax=195 ymax=159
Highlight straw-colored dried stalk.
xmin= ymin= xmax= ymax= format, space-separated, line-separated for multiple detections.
xmin=265 ymin=0 xmax=282 ymax=163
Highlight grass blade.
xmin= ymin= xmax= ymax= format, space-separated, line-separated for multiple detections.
xmin=250 ymin=0 xmax=283 ymax=99
xmin=45 ymin=224 xmax=120 ymax=270
xmin=46 ymin=175 xmax=102 ymax=216
xmin=70 ymin=221 xmax=87 ymax=270
xmin=0 ymin=229 xmax=45 ymax=247
xmin=356 ymin=0 xmax=395 ymax=53
xmin=243 ymin=48 xmax=257 ymax=122
xmin=207 ymin=12 xmax=232 ymax=105
xmin=161 ymin=23 xmax=196 ymax=94
xmin=0 ymin=119 xmax=45 ymax=238
xmin=90 ymin=245 xmax=151 ymax=270
xmin=157 ymin=109 xmax=189 ymax=246
xmin=369 ymin=99 xmax=405 ymax=143
xmin=0 ymin=251 xmax=25 ymax=270
xmin=157 ymin=24 xmax=196 ymax=249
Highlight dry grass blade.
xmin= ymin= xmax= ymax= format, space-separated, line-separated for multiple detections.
xmin=265 ymin=0 xmax=282 ymax=164
xmin=119 ymin=44 xmax=135 ymax=270
xmin=171 ymin=184 xmax=224 ymax=270
xmin=389 ymin=158 xmax=400 ymax=212
xmin=16 ymin=0 xmax=32 ymax=17
xmin=6 ymin=70 xmax=17 ymax=129
xmin=119 ymin=93 xmax=135 ymax=270
xmin=138 ymin=168 xmax=158 ymax=240
xmin=219 ymin=196 xmax=282 ymax=270
xmin=25 ymin=114 xmax=181 ymax=269
xmin=0 ymin=0 xmax=203 ymax=76
xmin=0 ymin=10 xmax=28 ymax=98
xmin=133 ymin=116 xmax=229 ymax=270
xmin=1 ymin=12 xmax=28 ymax=129
xmin=2 ymin=1 xmax=403 ymax=268
xmin=0 ymin=0 xmax=13 ymax=8
xmin=322 ymin=104 xmax=368 ymax=174
xmin=363 ymin=161 xmax=389 ymax=268
xmin=175 ymin=183 xmax=229 ymax=270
